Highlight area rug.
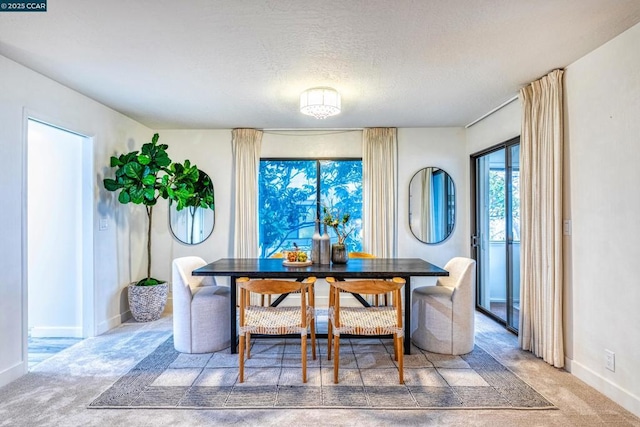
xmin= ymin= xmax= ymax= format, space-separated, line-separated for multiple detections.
xmin=89 ymin=336 xmax=555 ymax=410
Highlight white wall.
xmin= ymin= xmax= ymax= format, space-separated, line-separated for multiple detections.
xmin=152 ymin=129 xmax=469 ymax=293
xmin=398 ymin=128 xmax=468 ymax=287
xmin=466 ymin=100 xmax=521 ymax=155
xmin=0 ymin=54 xmax=151 ymax=388
xmin=465 ymin=22 xmax=640 ymax=417
xmin=564 ymin=22 xmax=640 ymax=416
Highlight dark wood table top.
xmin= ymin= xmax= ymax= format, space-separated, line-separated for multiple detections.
xmin=192 ymin=257 xmax=449 ymax=278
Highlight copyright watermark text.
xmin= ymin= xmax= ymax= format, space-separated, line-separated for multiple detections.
xmin=0 ymin=1 xmax=47 ymax=12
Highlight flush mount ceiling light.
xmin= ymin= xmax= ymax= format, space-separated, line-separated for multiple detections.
xmin=299 ymin=87 xmax=341 ymax=119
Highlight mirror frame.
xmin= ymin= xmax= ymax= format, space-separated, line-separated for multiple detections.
xmin=408 ymin=167 xmax=455 ymax=244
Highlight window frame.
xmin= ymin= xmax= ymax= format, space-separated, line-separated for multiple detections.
xmin=259 ymin=157 xmax=363 ymax=257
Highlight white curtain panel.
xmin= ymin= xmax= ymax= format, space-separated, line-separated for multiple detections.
xmin=518 ymin=69 xmax=564 ymax=368
xmin=232 ymin=128 xmax=263 ymax=258
xmin=362 ymin=128 xmax=398 ymax=257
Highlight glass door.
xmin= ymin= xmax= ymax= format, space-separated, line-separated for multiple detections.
xmin=471 ymin=137 xmax=520 ymax=332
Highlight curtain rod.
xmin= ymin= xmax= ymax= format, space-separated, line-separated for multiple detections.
xmin=263 ymin=128 xmax=363 ymax=131
xmin=465 ymin=95 xmax=519 ymax=129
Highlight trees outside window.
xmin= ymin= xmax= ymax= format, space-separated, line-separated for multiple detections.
xmin=489 ymin=169 xmax=520 ymax=241
xmin=258 ymin=159 xmax=362 ymax=257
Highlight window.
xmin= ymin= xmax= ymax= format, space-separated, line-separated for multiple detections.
xmin=258 ymin=159 xmax=362 ymax=257
xmin=488 ymin=168 xmax=520 ymax=242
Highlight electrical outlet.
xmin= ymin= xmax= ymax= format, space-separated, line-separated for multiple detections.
xmin=605 ymin=349 xmax=615 ymax=372
xmin=563 ymin=220 xmax=572 ymax=235
xmin=99 ymin=218 xmax=108 ymax=231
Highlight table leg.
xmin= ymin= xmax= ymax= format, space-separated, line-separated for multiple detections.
xmin=231 ymin=276 xmax=238 ymax=354
xmin=404 ymin=276 xmax=411 ymax=355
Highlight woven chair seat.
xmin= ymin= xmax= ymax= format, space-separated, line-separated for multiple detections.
xmin=329 ymin=306 xmax=404 ymax=337
xmin=240 ymin=305 xmax=315 ymax=336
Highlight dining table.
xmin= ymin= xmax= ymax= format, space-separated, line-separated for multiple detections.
xmin=192 ymin=257 xmax=449 ymax=355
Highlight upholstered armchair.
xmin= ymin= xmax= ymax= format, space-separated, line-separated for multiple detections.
xmin=411 ymin=257 xmax=476 ymax=355
xmin=172 ymin=256 xmax=230 ymax=353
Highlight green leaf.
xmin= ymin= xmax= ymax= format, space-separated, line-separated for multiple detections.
xmin=156 ymin=153 xmax=171 ymax=167
xmin=137 ymin=154 xmax=151 ymax=165
xmin=121 ymin=152 xmax=138 ymax=163
xmin=143 ymin=187 xmax=156 ymax=201
xmin=124 ymin=162 xmax=143 ymax=179
xmin=128 ymin=187 xmax=144 ymax=203
xmin=109 ymin=156 xmax=122 ymax=167
xmin=142 ymin=174 xmax=155 ymax=186
xmin=103 ymin=178 xmax=120 ymax=191
xmin=152 ymin=133 xmax=159 ymax=144
xmin=118 ymin=191 xmax=131 ymax=204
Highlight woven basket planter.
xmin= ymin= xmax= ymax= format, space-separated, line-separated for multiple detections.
xmin=128 ymin=282 xmax=169 ymax=322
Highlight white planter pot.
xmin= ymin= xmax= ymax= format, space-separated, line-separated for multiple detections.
xmin=128 ymin=282 xmax=169 ymax=322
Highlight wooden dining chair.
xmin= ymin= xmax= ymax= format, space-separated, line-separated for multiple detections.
xmin=237 ymin=277 xmax=317 ymax=383
xmin=238 ymin=252 xmax=286 ymax=308
xmin=326 ymin=277 xmax=405 ymax=384
xmin=348 ymin=252 xmax=390 ymax=306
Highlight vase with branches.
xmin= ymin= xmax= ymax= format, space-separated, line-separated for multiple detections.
xmin=322 ymin=205 xmax=354 ymax=263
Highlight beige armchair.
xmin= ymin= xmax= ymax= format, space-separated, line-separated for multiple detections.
xmin=411 ymin=257 xmax=476 ymax=355
xmin=172 ymin=256 xmax=230 ymax=353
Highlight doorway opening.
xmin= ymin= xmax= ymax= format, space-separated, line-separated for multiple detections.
xmin=471 ymin=136 xmax=520 ymax=333
xmin=26 ymin=118 xmax=94 ymax=369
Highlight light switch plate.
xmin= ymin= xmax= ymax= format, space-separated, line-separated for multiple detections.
xmin=605 ymin=349 xmax=615 ymax=372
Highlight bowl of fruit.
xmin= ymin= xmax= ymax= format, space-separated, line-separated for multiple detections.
xmin=283 ymin=248 xmax=312 ymax=267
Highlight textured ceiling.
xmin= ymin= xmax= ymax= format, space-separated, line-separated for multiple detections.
xmin=1 ymin=0 xmax=640 ymax=129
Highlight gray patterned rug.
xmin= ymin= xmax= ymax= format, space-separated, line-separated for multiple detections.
xmin=89 ymin=336 xmax=555 ymax=410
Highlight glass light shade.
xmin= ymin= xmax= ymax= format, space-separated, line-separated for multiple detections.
xmin=299 ymin=87 xmax=341 ymax=119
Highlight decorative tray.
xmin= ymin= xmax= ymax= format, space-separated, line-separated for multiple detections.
xmin=282 ymin=260 xmax=313 ymax=267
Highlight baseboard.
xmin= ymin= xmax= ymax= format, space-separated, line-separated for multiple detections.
xmin=563 ymin=356 xmax=573 ymax=372
xmin=0 ymin=360 xmax=26 ymax=389
xmin=570 ymin=358 xmax=640 ymax=418
xmin=96 ymin=312 xmax=129 ymax=336
xmin=29 ymin=326 xmax=82 ymax=338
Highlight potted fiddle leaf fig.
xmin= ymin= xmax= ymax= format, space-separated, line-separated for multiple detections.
xmin=103 ymin=133 xmax=204 ymax=322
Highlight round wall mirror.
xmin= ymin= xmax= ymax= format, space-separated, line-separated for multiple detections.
xmin=409 ymin=167 xmax=455 ymax=244
xmin=169 ymin=171 xmax=215 ymax=245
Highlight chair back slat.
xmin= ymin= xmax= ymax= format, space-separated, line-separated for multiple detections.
xmin=348 ymin=252 xmax=376 ymax=259
xmin=238 ymin=278 xmax=313 ymax=295
xmin=326 ymin=278 xmax=405 ymax=294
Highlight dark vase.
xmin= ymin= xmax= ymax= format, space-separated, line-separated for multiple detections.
xmin=331 ymin=243 xmax=349 ymax=264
